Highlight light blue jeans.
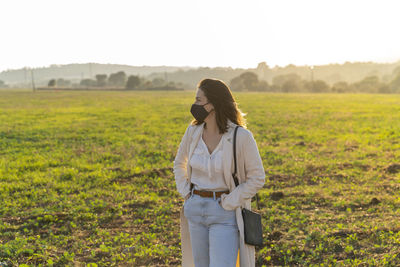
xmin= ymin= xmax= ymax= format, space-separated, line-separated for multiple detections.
xmin=184 ymin=189 xmax=239 ymax=267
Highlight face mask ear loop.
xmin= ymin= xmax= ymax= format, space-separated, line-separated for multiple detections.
xmin=203 ymin=102 xmax=213 ymax=114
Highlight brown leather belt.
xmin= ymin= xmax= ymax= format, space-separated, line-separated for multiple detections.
xmin=193 ymin=189 xmax=229 ymax=198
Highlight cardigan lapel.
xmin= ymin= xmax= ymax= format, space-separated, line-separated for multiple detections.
xmin=188 ymin=123 xmax=204 ymax=158
xmin=186 ymin=123 xmax=205 ymax=185
xmin=222 ymin=120 xmax=237 ymax=191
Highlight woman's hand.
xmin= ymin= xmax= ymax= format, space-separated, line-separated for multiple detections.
xmin=184 ymin=192 xmax=191 ymax=200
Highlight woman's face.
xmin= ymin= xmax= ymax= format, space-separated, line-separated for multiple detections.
xmin=195 ymin=88 xmax=214 ymax=113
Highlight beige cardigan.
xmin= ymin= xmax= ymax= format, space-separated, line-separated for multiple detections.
xmin=173 ymin=119 xmax=265 ymax=267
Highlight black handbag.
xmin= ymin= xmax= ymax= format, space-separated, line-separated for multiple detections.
xmin=232 ymin=125 xmax=263 ymax=247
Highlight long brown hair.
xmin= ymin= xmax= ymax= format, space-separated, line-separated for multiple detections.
xmin=191 ymin=78 xmax=247 ymax=133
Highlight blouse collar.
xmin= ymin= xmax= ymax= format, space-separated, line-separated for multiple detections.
xmin=198 ymin=119 xmax=238 ymax=145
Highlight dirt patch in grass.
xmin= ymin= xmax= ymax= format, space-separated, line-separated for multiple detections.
xmin=109 ymin=167 xmax=173 ymax=184
xmin=384 ymin=163 xmax=400 ymax=174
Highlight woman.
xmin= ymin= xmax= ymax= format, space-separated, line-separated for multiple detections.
xmin=174 ymin=78 xmax=265 ymax=267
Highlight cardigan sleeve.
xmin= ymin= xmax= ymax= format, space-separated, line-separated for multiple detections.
xmin=220 ymin=129 xmax=265 ymax=210
xmin=173 ymin=124 xmax=192 ymax=199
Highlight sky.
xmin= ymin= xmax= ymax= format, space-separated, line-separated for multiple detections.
xmin=1 ymin=0 xmax=400 ymax=72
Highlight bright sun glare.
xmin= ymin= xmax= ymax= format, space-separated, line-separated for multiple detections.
xmin=0 ymin=0 xmax=399 ymax=71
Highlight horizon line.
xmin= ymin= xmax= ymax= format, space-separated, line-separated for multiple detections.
xmin=1 ymin=58 xmax=400 ymax=73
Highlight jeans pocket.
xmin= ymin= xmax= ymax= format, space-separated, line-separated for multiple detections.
xmin=217 ymin=197 xmax=236 ymax=213
xmin=184 ymin=193 xmax=193 ymax=207
xmin=216 ymin=197 xmax=227 ymax=211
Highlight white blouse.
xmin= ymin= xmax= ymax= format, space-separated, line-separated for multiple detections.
xmin=189 ymin=135 xmax=229 ymax=191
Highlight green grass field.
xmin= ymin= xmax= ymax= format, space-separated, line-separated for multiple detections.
xmin=0 ymin=90 xmax=400 ymax=266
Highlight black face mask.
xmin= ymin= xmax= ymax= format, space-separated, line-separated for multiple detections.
xmin=190 ymin=102 xmax=211 ymax=122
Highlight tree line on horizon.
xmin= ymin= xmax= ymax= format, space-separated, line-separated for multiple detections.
xmin=0 ymin=80 xmax=8 ymax=89
xmin=2 ymin=63 xmax=400 ymax=93
xmin=2 ymin=60 xmax=400 ymax=90
xmin=46 ymin=71 xmax=184 ymax=90
xmin=229 ymin=67 xmax=400 ymax=93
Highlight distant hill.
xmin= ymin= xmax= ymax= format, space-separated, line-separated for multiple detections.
xmin=148 ymin=61 xmax=400 ymax=88
xmin=2 ymin=61 xmax=400 ymax=89
xmin=0 ymin=63 xmax=194 ymax=87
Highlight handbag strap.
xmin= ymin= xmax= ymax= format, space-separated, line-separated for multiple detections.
xmin=232 ymin=125 xmax=260 ymax=210
xmin=232 ymin=125 xmax=240 ymax=187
